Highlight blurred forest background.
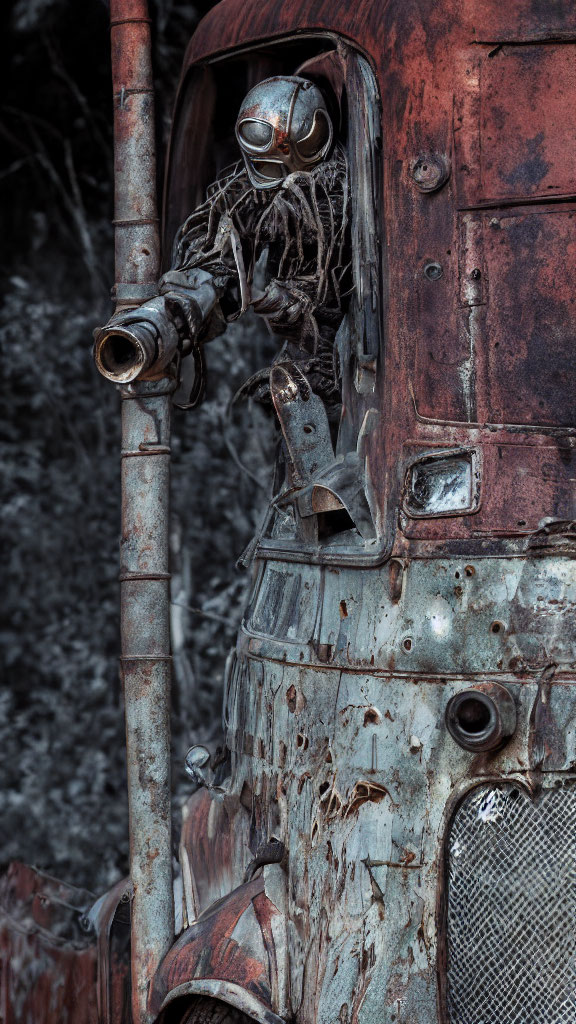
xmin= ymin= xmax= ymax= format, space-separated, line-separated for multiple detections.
xmin=1 ymin=0 xmax=274 ymax=893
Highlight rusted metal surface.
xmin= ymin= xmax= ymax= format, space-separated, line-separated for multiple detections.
xmin=108 ymin=3 xmax=174 ymax=1022
xmin=150 ymin=872 xmax=287 ymax=1024
xmin=89 ymin=877 xmax=133 ymax=1024
xmin=149 ymin=1 xmax=576 ymax=1022
xmin=0 ymin=862 xmax=97 ymax=1024
xmin=0 ymin=862 xmax=130 ymax=1024
xmin=110 ymin=0 xmax=159 ymax=306
xmin=178 ymin=788 xmax=250 ymax=926
xmin=119 ymin=377 xmax=175 ymax=1024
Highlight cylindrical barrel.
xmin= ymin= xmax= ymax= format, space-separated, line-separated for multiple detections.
xmin=109 ymin=4 xmax=174 ymax=1023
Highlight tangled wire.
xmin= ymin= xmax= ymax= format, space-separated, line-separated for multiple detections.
xmin=172 ymin=145 xmax=350 ymax=408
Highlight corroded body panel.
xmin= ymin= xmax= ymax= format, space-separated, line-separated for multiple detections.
xmin=158 ymin=0 xmax=576 ymax=1022
xmin=0 ymin=864 xmax=130 ymax=1024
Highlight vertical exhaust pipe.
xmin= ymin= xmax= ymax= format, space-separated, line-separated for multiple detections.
xmin=108 ymin=3 xmax=174 ymax=1022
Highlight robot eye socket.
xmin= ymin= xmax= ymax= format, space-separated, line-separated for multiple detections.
xmin=296 ymin=109 xmax=331 ymax=160
xmin=237 ymin=119 xmax=274 ymax=149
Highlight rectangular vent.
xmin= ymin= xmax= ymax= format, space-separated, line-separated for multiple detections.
xmin=447 ymin=784 xmax=576 ymax=1024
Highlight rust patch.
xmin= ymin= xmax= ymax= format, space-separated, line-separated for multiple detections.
xmin=0 ymin=862 xmax=123 ymax=1024
xmin=363 ymin=707 xmax=381 ymax=726
xmin=150 ymin=875 xmax=281 ymax=1017
xmin=343 ymin=780 xmax=389 ymax=817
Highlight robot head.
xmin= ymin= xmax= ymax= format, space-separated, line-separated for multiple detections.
xmin=235 ymin=76 xmax=334 ymax=190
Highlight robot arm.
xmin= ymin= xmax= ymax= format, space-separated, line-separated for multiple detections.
xmin=93 ymin=266 xmax=221 ymax=384
xmin=94 ymin=162 xmax=245 ymax=387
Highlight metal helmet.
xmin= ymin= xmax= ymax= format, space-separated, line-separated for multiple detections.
xmin=235 ymin=76 xmax=334 ymax=190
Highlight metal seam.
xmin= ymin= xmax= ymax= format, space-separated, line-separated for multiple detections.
xmin=121 ymin=448 xmax=171 ymax=457
xmin=114 ymin=88 xmax=155 ymax=96
xmin=119 ymin=572 xmax=171 ymax=581
xmin=110 ymin=18 xmax=152 ymax=26
xmin=112 ymin=218 xmax=160 ymax=226
xmin=119 ymin=656 xmax=173 ymax=662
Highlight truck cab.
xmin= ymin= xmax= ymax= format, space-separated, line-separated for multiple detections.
xmin=154 ymin=2 xmax=576 ymax=1024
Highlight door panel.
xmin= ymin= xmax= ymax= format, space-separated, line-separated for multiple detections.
xmin=455 ymin=45 xmax=576 ymax=207
xmin=478 ymin=205 xmax=576 ymax=427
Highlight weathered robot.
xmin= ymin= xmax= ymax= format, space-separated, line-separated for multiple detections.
xmin=3 ymin=0 xmax=576 ymax=1022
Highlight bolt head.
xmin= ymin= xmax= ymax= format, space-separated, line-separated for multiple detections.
xmin=411 ymin=153 xmax=450 ymax=193
xmin=185 ymin=745 xmax=211 ymax=777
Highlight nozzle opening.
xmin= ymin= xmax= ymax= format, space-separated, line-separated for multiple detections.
xmin=95 ymin=329 xmax=147 ymax=383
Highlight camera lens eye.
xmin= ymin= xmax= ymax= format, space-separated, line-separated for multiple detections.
xmin=297 ymin=109 xmax=330 ymax=159
xmin=238 ymin=119 xmax=273 ymax=148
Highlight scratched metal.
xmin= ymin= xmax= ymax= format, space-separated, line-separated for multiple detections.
xmin=150 ymin=870 xmax=287 ymax=1024
xmin=110 ymin=0 xmax=159 ymax=307
xmin=213 ymin=653 xmax=576 ymax=1023
xmin=119 ymin=377 xmax=175 ymax=1024
xmin=108 ymin=3 xmax=174 ymax=1022
xmin=243 ymin=555 xmax=576 ymax=676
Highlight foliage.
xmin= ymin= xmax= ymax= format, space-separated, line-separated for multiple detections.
xmin=0 ymin=0 xmax=274 ymax=893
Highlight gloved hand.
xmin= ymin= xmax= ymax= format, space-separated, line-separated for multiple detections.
xmin=252 ymin=279 xmax=308 ymax=330
xmin=158 ymin=268 xmax=220 ymax=352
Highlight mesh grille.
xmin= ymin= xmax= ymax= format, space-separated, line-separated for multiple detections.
xmin=446 ymin=784 xmax=576 ymax=1024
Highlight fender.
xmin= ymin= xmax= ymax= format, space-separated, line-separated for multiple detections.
xmin=150 ymin=872 xmax=287 ymax=1024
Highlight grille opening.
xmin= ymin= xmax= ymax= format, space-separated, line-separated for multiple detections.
xmin=446 ymin=783 xmax=576 ymax=1024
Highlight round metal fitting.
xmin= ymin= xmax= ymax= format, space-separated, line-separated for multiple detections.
xmin=184 ymin=744 xmax=211 ymax=783
xmin=411 ymin=153 xmax=450 ymax=193
xmin=445 ymin=684 xmax=517 ymax=753
xmin=424 ymin=260 xmax=443 ymax=281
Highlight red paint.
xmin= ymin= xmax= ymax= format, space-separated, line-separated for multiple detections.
xmin=150 ymin=876 xmax=280 ymax=1016
xmin=0 ymin=863 xmax=98 ymax=1024
xmin=165 ymin=0 xmax=576 ymax=556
